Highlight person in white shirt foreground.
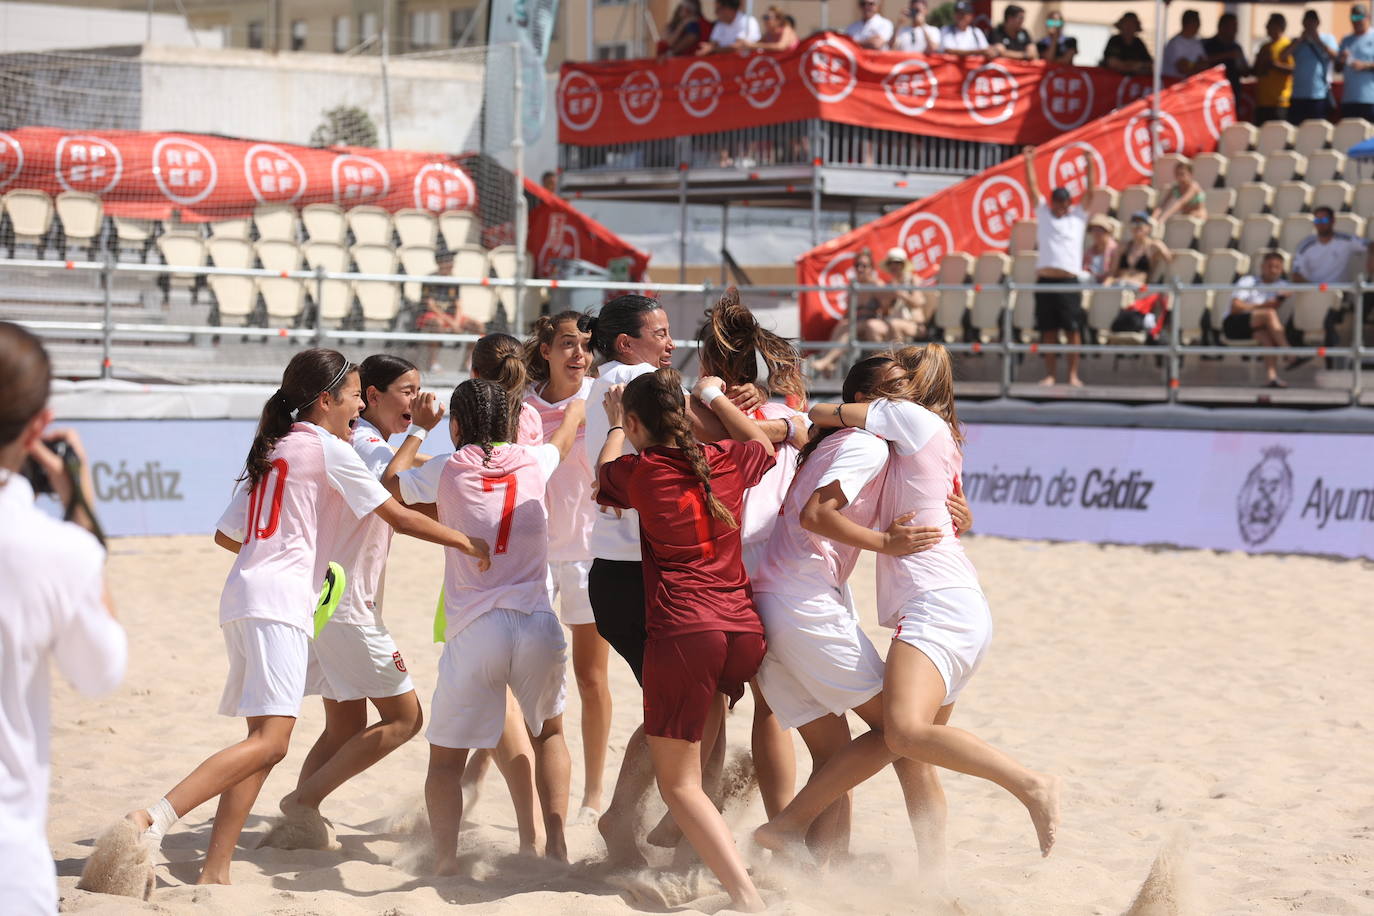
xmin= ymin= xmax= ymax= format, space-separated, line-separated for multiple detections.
xmin=0 ymin=322 xmax=126 ymax=913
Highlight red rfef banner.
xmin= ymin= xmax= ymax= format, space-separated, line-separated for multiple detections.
xmin=796 ymin=69 xmax=1237 ymax=341
xmin=0 ymin=127 xmax=478 ymax=220
xmin=525 ymin=179 xmax=650 ymax=280
xmin=558 ymin=33 xmax=1171 ymax=147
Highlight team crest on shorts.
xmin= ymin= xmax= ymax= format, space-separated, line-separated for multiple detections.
xmin=1236 ymin=446 xmax=1293 ymax=546
xmin=392 ymin=651 xmax=407 ymax=673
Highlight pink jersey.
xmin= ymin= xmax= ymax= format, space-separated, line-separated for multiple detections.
xmin=753 ymin=428 xmax=890 ymax=602
xmin=397 ymin=442 xmax=561 ymax=640
xmin=318 ymin=416 xmax=396 ymax=626
xmin=517 ymin=401 xmax=542 ymax=446
xmin=741 ymin=401 xmax=802 ymax=550
xmin=864 ymin=399 xmax=980 ymax=625
xmin=525 ymin=378 xmax=594 ymax=562
xmin=217 ymin=423 xmax=391 ymax=634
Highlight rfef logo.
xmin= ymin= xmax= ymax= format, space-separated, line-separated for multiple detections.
xmin=1047 ymin=142 xmax=1106 ymax=202
xmin=679 ymin=61 xmax=725 ymax=118
xmin=962 ymin=64 xmax=1018 ymax=125
xmin=740 ymin=56 xmax=784 ymax=109
xmin=816 ymin=250 xmax=857 ymax=320
xmin=884 ymin=59 xmax=938 ymax=117
xmin=413 ymin=163 xmax=476 ymax=212
xmin=55 ymin=135 xmax=124 ymax=195
xmin=618 ymin=70 xmax=661 ymax=125
xmin=152 ymin=136 xmax=218 ymax=206
xmin=1039 ymin=69 xmax=1094 ymax=131
xmin=0 ymin=132 xmax=24 ymax=191
xmin=1236 ymin=446 xmax=1293 ymax=546
xmin=800 ymin=38 xmax=857 ymax=103
xmin=971 ymin=175 xmax=1029 ymax=248
xmin=557 ymin=70 xmax=602 ymax=131
xmin=896 ymin=211 xmax=954 ymax=274
xmin=1122 ymin=113 xmax=1184 ymax=177
xmin=243 ymin=143 xmax=306 ymax=204
xmin=1204 ymin=79 xmax=1237 ymax=141
xmin=331 ymin=153 xmax=392 ymax=203
xmin=1115 ymin=76 xmax=1150 ymax=108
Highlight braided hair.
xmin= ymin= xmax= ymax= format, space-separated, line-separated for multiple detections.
xmin=242 ymin=348 xmax=355 ymax=486
xmin=622 ymin=368 xmax=736 ymax=528
xmin=697 ymin=287 xmax=806 ymax=408
xmin=797 ymin=355 xmax=895 ymax=467
xmin=450 ymin=378 xmax=515 ymax=467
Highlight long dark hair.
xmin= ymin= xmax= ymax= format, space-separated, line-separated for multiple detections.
xmin=0 ymin=321 xmax=51 ymax=447
xmin=697 ymin=287 xmax=805 ymax=408
xmin=588 ymin=294 xmax=660 ymax=362
xmin=241 ymin=348 xmax=354 ymax=486
xmin=450 ymin=378 xmax=515 ymax=467
xmin=622 ymin=368 xmax=736 ymax=528
xmin=798 ymin=355 xmax=894 ymax=467
xmin=525 ymin=309 xmax=594 ymax=385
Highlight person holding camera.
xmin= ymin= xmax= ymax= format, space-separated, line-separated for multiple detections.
xmin=0 ymin=321 xmax=126 ymax=913
xmin=1281 ymin=10 xmax=1339 ymax=123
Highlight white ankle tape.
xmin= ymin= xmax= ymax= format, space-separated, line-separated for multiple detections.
xmin=145 ymin=797 xmax=178 ymax=843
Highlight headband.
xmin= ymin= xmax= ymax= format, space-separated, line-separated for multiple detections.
xmin=289 ymin=362 xmax=352 ymax=420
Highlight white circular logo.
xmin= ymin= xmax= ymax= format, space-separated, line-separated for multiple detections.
xmin=1204 ymin=79 xmax=1237 ymax=141
xmin=413 ymin=162 xmax=476 ymax=212
xmin=962 ymin=63 xmax=1019 ymax=126
xmin=243 ymin=143 xmax=306 ymax=204
xmin=896 ymin=211 xmax=955 ymax=275
xmin=331 ymin=152 xmax=392 ymax=204
xmin=679 ymin=61 xmax=724 ymax=118
xmin=618 ymin=70 xmax=661 ymax=126
xmin=1038 ymin=68 xmax=1094 ymax=131
xmin=557 ymin=70 xmax=602 ymax=132
xmin=1116 ymin=76 xmax=1150 ymax=109
xmin=1122 ymin=112 xmax=1185 ymax=177
xmin=0 ymin=132 xmax=24 ymax=191
xmin=800 ymin=37 xmax=858 ymax=103
xmin=740 ymin=56 xmax=784 ymax=110
xmin=817 ymin=249 xmax=857 ymax=321
xmin=971 ymin=175 xmax=1030 ymax=248
xmin=884 ymin=59 xmax=938 ymax=117
xmin=55 ymin=135 xmax=124 ymax=195
xmin=152 ymin=136 xmax=218 ymax=206
xmin=1047 ymin=141 xmax=1107 ymax=204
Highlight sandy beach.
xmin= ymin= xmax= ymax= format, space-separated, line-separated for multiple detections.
xmin=50 ymin=533 xmax=1373 ymax=915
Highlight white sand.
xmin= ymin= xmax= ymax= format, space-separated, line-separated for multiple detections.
xmin=51 ymin=534 xmax=1373 ymax=914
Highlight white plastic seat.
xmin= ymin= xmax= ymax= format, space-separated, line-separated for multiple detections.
xmin=1335 ymin=213 xmax=1366 ymax=238
xmin=1256 ymin=120 xmax=1296 ymax=157
xmin=1191 ymin=152 xmax=1227 ymax=189
xmin=394 ymin=208 xmax=439 ymax=248
xmin=1239 ymin=214 xmax=1280 ymax=254
xmin=1163 ymin=216 xmax=1200 ymax=250
xmin=208 ymin=275 xmax=257 ymax=323
xmin=460 ymin=285 xmax=498 ymax=326
xmin=1151 ymin=154 xmax=1189 ymax=194
xmin=1008 ymin=219 xmax=1037 ymax=253
xmin=1279 ymin=215 xmax=1315 ymax=254
xmin=1293 ymin=119 xmax=1333 ymax=157
xmin=209 ymin=217 xmax=251 ymax=239
xmin=1010 ymin=252 xmax=1038 ymax=340
xmin=1233 ymin=183 xmax=1273 ymax=220
xmin=1162 ymin=250 xmax=1205 ymax=344
xmin=156 ymin=234 xmax=207 ymax=278
xmin=1313 ymin=180 xmax=1354 ymax=212
xmin=1117 ymin=185 xmax=1156 ymax=220
xmin=1204 ymin=187 xmax=1236 ymax=216
xmin=207 ymin=236 xmax=254 ymax=270
xmin=260 ymin=276 xmax=307 ymax=322
xmin=255 ymin=239 xmax=303 ymax=274
xmin=1199 ymin=215 xmax=1240 ymax=252
xmin=450 ymin=244 xmax=489 ymax=286
xmin=310 ymin=279 xmax=353 ymax=325
xmin=3 ymin=189 xmax=54 ymax=247
xmin=302 ymin=239 xmax=348 ymax=273
xmin=1225 ymin=152 xmax=1264 ymax=189
xmin=54 ymin=191 xmax=103 ymax=250
xmin=1332 ymin=118 xmax=1374 ymax=154
xmin=350 ymin=242 xmax=398 ymax=276
xmin=1086 ymin=186 xmax=1117 ymax=217
xmin=1293 ymin=289 xmax=1340 ymax=343
xmin=969 ymin=252 xmax=1010 ymax=338
xmin=301 ymin=203 xmax=345 ymax=243
xmin=346 ymin=205 xmax=393 ymax=246
xmin=489 ymin=245 xmax=519 ymax=280
xmin=933 ymin=252 xmax=974 ymax=337
xmin=161 ymin=214 xmax=203 ymax=237
xmin=439 ymin=210 xmax=479 ymax=249
xmin=1356 ymin=180 xmax=1374 ymax=216
xmin=1197 ymin=249 xmax=1251 ymax=340
xmin=113 ymin=216 xmax=154 ymax=249
xmin=350 ymin=243 xmax=401 ymax=327
xmin=1218 ymin=122 xmax=1256 ymax=157
xmin=1272 ymin=181 xmax=1313 ymax=216
xmin=399 ymin=244 xmax=440 ymax=303
xmin=1088 ymin=286 xmax=1143 ymax=344
xmin=1261 ymin=150 xmax=1306 ymax=186
xmin=254 ymin=204 xmax=299 ymax=242
xmin=1304 ymin=149 xmax=1346 ymax=185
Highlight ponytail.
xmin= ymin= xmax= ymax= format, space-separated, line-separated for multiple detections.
xmin=798 ymin=355 xmax=895 ymax=467
xmin=697 ymin=287 xmax=806 ymax=409
xmin=242 ymin=348 xmax=354 ymax=486
xmin=471 ymin=332 xmax=527 ymax=433
xmin=622 ymin=368 xmax=737 ymax=528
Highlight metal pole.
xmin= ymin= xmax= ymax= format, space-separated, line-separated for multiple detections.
xmin=1353 ymin=274 xmax=1365 ymax=405
xmin=820 ymin=0 xmax=829 ymax=31
xmin=1151 ymin=0 xmax=1164 ymax=161
xmin=810 ymin=120 xmax=822 ymax=247
xmin=719 ymin=202 xmax=729 ymax=286
xmin=512 ymin=41 xmax=530 ymax=331
xmin=678 ymin=142 xmax=689 ymax=285
xmin=101 ymin=253 xmax=114 ymax=379
xmin=314 ymin=265 xmax=326 ymax=347
xmin=146 ymin=0 xmax=154 ymax=44
xmin=380 ymin=0 xmax=394 ymax=149
xmin=1166 ymin=276 xmax=1182 ymax=402
xmin=586 ymin=0 xmax=594 ymax=61
xmin=846 ymin=275 xmax=859 ymax=372
xmin=1001 ymin=275 xmax=1014 ymax=397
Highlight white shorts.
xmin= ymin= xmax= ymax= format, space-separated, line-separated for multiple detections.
xmin=426 ymin=608 xmax=568 ymax=750
xmin=217 ymin=618 xmax=309 ymax=718
xmin=741 ymin=540 xmax=767 ymax=581
xmin=306 ymin=622 xmax=415 ymax=702
xmin=892 ymin=587 xmax=992 ymax=707
xmin=549 ymin=559 xmax=595 ymax=627
xmin=754 ymin=589 xmax=885 ymax=730
xmin=0 ymin=829 xmax=57 ymax=915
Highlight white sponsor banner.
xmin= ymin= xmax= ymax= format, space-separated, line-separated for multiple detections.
xmin=961 ymin=425 xmax=1374 ymax=559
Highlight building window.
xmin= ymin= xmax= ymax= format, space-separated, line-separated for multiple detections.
xmin=450 ymin=7 xmax=476 ymax=46
xmin=597 ymin=0 xmax=627 ymax=6
xmin=333 ymin=15 xmax=352 ymax=52
xmin=595 ymin=43 xmax=628 ymax=59
xmin=360 ymin=11 xmax=379 ymax=44
xmin=247 ymin=19 xmax=265 ymax=49
xmin=290 ymin=19 xmax=307 ymax=51
xmin=409 ymin=9 xmax=442 ymax=50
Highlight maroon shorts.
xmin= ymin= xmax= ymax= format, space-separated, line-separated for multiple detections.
xmin=642 ymin=630 xmax=766 ymax=741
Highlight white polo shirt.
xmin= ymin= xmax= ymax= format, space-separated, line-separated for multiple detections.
xmin=893 ymin=24 xmax=941 ymax=52
xmin=710 ymin=14 xmax=760 ymax=48
xmin=1293 ymin=233 xmax=1367 ymax=284
xmin=940 ymin=24 xmax=988 ymax=52
xmin=1161 ymin=34 xmax=1205 ymax=80
xmin=845 ymin=14 xmax=895 ymax=47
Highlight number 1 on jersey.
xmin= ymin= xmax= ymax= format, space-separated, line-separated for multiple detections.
xmin=676 ymin=489 xmax=716 ymax=560
xmin=482 ymin=473 xmax=517 ymax=555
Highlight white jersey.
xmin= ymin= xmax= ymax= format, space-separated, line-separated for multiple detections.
xmin=740 ymin=401 xmax=803 ymax=550
xmin=526 ymin=377 xmax=595 ymax=562
xmin=0 ymin=473 xmax=125 ymax=905
xmin=216 ymin=422 xmax=391 ymax=634
xmin=398 ymin=442 xmax=561 ymax=639
xmin=864 ymin=400 xmax=980 ymax=624
xmin=316 ymin=416 xmax=396 ymax=627
xmin=586 ymin=360 xmax=657 ymax=561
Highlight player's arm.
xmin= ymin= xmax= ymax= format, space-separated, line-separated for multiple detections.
xmin=801 ymin=482 xmax=939 ymax=555
xmin=808 ymin=401 xmax=872 ymax=430
xmin=214 ymin=530 xmax=242 ymax=554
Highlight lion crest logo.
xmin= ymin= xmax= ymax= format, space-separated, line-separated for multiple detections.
xmin=1236 ymin=446 xmax=1294 ymax=546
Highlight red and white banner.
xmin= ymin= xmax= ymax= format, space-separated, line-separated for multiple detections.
xmin=559 ymin=33 xmax=1196 ymax=147
xmin=525 ymin=179 xmax=650 ymax=280
xmin=796 ymin=69 xmax=1236 ymax=340
xmin=0 ymin=127 xmax=478 ymax=220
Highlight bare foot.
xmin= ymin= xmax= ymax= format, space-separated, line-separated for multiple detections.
xmin=645 ymin=811 xmax=682 ymax=848
xmin=260 ymin=795 xmax=333 ymax=850
xmin=752 ymin=820 xmax=817 ymax=866
xmin=195 ymin=867 xmax=231 ymax=885
xmin=599 ymin=810 xmax=648 ymax=869
xmin=546 ymin=830 xmax=569 ymax=863
xmin=1038 ymin=375 xmax=1057 ymax=386
xmin=1068 ymin=376 xmax=1084 ymax=388
xmin=1022 ymin=774 xmax=1061 ymax=857
xmin=433 ymin=857 xmax=463 ymax=877
xmin=573 ymin=804 xmax=600 ymax=826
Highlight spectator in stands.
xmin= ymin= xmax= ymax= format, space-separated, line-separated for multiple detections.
xmin=1224 ymin=250 xmax=1290 ymax=387
xmin=809 ymin=247 xmax=892 ymax=376
xmin=657 ymin=0 xmax=713 ymax=58
xmin=541 ymin=171 xmax=558 ymax=195
xmin=845 ymin=0 xmax=895 ymax=50
xmin=698 ymin=0 xmax=759 ymax=55
xmin=742 ymin=7 xmax=799 ymax=52
xmin=1280 ymin=10 xmax=1339 ymax=123
xmin=989 ymin=4 xmax=1037 ymax=61
xmin=877 ymin=248 xmax=928 ymax=340
xmin=1024 ymin=145 xmax=1094 ymax=387
xmin=1202 ymin=12 xmax=1249 ymax=100
xmin=1151 ymin=160 xmax=1208 ymax=224
xmin=1338 ymin=4 xmax=1374 ymax=122
xmin=1109 ymin=212 xmax=1173 ymax=288
xmin=1253 ymin=13 xmax=1294 ymax=124
xmin=941 ymin=1 xmax=996 ymax=57
xmin=1161 ymin=10 xmax=1207 ymax=80
xmin=1292 ymin=206 xmax=1369 ymax=356
xmin=1083 ymin=216 xmax=1118 ymax=284
xmin=418 ymin=253 xmax=485 ymax=372
xmin=1038 ymin=10 xmax=1077 ymax=65
xmin=893 ymin=0 xmax=940 ymax=53
xmin=1102 ymin=12 xmax=1152 ymax=76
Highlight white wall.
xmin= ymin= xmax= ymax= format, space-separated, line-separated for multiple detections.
xmin=0 ymin=2 xmax=220 ymax=52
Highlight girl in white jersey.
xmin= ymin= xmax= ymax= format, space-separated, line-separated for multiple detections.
xmin=757 ymin=345 xmax=1060 ymax=862
xmin=114 ymin=349 xmax=489 ymax=886
xmin=523 ymin=310 xmax=609 ymax=823
xmin=384 ymin=378 xmax=583 ymax=869
xmin=268 ymin=354 xmax=428 ymax=846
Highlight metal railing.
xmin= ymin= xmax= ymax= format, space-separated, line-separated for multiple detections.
xmin=2 ymin=256 xmax=1368 ymax=405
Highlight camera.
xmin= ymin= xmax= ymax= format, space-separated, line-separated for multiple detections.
xmin=20 ymin=438 xmax=73 ymax=496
